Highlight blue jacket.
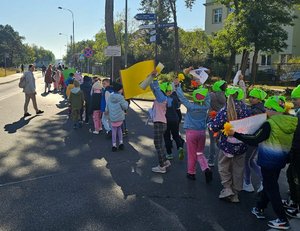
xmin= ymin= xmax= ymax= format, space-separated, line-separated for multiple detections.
xmin=101 ymin=86 xmax=114 ymax=112
xmin=208 ymin=100 xmax=251 ymax=155
xmin=105 ymin=93 xmax=128 ymax=122
xmin=176 ymin=87 xmax=210 ymax=130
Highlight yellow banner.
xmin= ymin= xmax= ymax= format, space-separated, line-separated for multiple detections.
xmin=120 ymin=60 xmax=155 ymax=99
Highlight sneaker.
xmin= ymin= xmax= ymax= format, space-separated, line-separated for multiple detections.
xmin=166 ymin=154 xmax=174 ymax=160
xmin=282 ymin=199 xmax=298 ymax=210
xmin=267 ymin=218 xmax=290 ymax=230
xmin=285 ymin=208 xmax=300 ymax=219
xmin=204 ymin=168 xmax=213 ymax=183
xmin=36 ymin=110 xmax=44 ymax=114
xmin=251 ymin=207 xmax=265 ymax=219
xmin=219 ymin=188 xmax=234 ymax=199
xmin=93 ymin=131 xmax=99 ymax=135
xmin=164 ymin=160 xmax=171 ymax=168
xmin=186 ymin=173 xmax=196 ymax=180
xmin=24 ymin=112 xmax=31 ymax=117
xmin=106 ymin=130 xmax=112 ymax=138
xmin=208 ymin=162 xmax=215 ymax=167
xmin=178 ymin=147 xmax=185 ymax=160
xmin=118 ymin=143 xmax=124 ymax=150
xmin=243 ymin=182 xmax=255 ymax=192
xmin=230 ymin=194 xmax=240 ymax=203
xmin=257 ymin=182 xmax=263 ymax=193
xmin=152 ymin=165 xmax=166 ymax=173
xmin=112 ymin=146 xmax=117 ymax=152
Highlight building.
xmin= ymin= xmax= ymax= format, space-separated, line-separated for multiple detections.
xmin=204 ymin=0 xmax=300 ymax=74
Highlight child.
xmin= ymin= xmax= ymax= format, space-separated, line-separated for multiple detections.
xmin=80 ymin=76 xmax=92 ymax=124
xmin=229 ymin=96 xmax=297 ymax=230
xmin=69 ymin=80 xmax=85 ymax=129
xmin=105 ymin=82 xmax=128 ymax=151
xmin=243 ymin=88 xmax=267 ymax=193
xmin=176 ymin=85 xmax=212 ymax=183
xmin=207 ymin=80 xmax=227 ymax=167
xmin=283 ymin=85 xmax=300 ymax=219
xmin=161 ymin=82 xmax=184 ymax=160
xmin=101 ymin=78 xmax=114 ymax=136
xmin=149 ymin=71 xmax=171 ymax=173
xmin=90 ymin=79 xmax=102 ymax=134
xmin=208 ymin=86 xmax=250 ymax=202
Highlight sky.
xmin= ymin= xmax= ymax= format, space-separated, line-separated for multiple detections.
xmin=1 ymin=0 xmax=206 ymax=59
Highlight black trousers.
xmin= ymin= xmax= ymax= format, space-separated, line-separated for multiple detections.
xmin=287 ymin=155 xmax=300 ymax=204
xmin=256 ymin=167 xmax=287 ymax=221
xmin=164 ymin=120 xmax=183 ymax=154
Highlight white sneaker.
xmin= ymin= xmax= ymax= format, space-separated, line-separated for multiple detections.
xmin=219 ymin=188 xmax=234 ymax=199
xmin=257 ymin=182 xmax=263 ymax=193
xmin=243 ymin=182 xmax=255 ymax=192
xmin=164 ymin=160 xmax=171 ymax=168
xmin=93 ymin=130 xmax=99 ymax=135
xmin=152 ymin=165 xmax=166 ymax=173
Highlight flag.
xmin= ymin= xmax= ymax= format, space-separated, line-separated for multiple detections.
xmin=120 ymin=60 xmax=155 ymax=99
xmin=233 ymin=70 xmax=241 ymax=86
xmin=189 ymin=67 xmax=209 ymax=84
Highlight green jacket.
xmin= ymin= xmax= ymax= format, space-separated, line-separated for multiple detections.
xmin=69 ymin=88 xmax=84 ymax=110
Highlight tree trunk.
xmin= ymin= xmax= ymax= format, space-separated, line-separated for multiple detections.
xmin=226 ymin=50 xmax=236 ymax=82
xmin=240 ymin=49 xmax=249 ymax=74
xmin=169 ymin=0 xmax=180 ymax=72
xmin=105 ymin=0 xmax=121 ymax=81
xmin=251 ymin=49 xmax=259 ymax=84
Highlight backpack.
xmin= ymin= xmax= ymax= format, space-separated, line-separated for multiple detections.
xmin=18 ymin=76 xmax=26 ymax=88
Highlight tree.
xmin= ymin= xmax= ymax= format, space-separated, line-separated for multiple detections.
xmin=105 ymin=0 xmax=121 ymax=80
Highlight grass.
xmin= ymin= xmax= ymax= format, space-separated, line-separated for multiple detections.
xmin=0 ymin=68 xmax=18 ymax=77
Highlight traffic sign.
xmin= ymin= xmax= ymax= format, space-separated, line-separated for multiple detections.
xmin=84 ymin=47 xmax=93 ymax=58
xmin=150 ymin=30 xmax=156 ymax=35
xmin=104 ymin=46 xmax=121 ymax=57
xmin=157 ymin=23 xmax=175 ymax=28
xmin=79 ymin=54 xmax=85 ymax=61
xmin=134 ymin=13 xmax=156 ymax=21
xmin=150 ymin=35 xmax=156 ymax=43
xmin=139 ymin=24 xmax=156 ymax=30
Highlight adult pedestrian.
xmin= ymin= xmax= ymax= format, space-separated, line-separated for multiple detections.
xmin=20 ymin=64 xmax=24 ymax=73
xmin=22 ymin=64 xmax=44 ymax=117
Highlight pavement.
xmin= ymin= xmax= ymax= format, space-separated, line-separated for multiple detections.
xmin=0 ymin=72 xmax=24 ymax=85
xmin=0 ymin=72 xmax=300 ymax=231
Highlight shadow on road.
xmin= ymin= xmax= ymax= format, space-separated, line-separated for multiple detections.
xmin=3 ymin=115 xmax=38 ymax=134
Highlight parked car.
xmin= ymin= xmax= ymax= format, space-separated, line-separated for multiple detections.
xmin=280 ymin=71 xmax=300 ymax=83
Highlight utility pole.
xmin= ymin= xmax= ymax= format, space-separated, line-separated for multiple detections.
xmin=124 ymin=0 xmax=128 ymax=68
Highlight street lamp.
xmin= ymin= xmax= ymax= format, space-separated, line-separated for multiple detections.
xmin=58 ymin=6 xmax=75 ymax=65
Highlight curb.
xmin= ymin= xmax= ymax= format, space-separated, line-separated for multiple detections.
xmin=0 ymin=77 xmax=20 ymax=85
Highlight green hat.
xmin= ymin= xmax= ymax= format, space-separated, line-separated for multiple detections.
xmin=225 ymin=86 xmax=244 ymax=100
xmin=212 ymin=80 xmax=226 ymax=92
xmin=264 ymin=96 xmax=286 ymax=112
xmin=291 ymin=85 xmax=300 ymax=99
xmin=192 ymin=87 xmax=209 ymax=103
xmin=249 ymin=88 xmax=267 ymax=101
xmin=159 ymin=82 xmax=172 ymax=93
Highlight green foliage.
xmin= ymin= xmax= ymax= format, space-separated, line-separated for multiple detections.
xmin=288 ymin=56 xmax=300 ymax=63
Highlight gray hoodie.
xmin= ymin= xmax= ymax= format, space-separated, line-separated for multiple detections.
xmin=105 ymin=93 xmax=128 ymax=122
xmin=23 ymin=71 xmax=36 ymax=94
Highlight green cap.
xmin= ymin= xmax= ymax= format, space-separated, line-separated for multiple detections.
xmin=225 ymin=86 xmax=244 ymax=100
xmin=249 ymin=88 xmax=267 ymax=101
xmin=264 ymin=96 xmax=286 ymax=112
xmin=192 ymin=87 xmax=209 ymax=103
xmin=159 ymin=82 xmax=172 ymax=93
xmin=212 ymin=80 xmax=226 ymax=92
xmin=291 ymin=85 xmax=300 ymax=99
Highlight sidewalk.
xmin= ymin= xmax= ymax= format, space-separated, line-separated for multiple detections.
xmin=0 ymin=72 xmax=23 ymax=85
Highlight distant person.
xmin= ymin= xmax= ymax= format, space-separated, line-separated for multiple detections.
xmin=22 ymin=64 xmax=44 ymax=117
xmin=80 ymin=76 xmax=92 ymax=124
xmin=101 ymin=78 xmax=114 ymax=136
xmin=90 ymin=79 xmax=102 ymax=134
xmin=69 ymin=80 xmax=84 ymax=129
xmin=41 ymin=64 xmax=47 ymax=76
xmin=53 ymin=66 xmax=62 ymax=92
xmin=20 ymin=64 xmax=24 ymax=73
xmin=44 ymin=64 xmax=53 ymax=93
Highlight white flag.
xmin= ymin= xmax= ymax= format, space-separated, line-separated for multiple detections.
xmin=233 ymin=70 xmax=241 ymax=86
xmin=189 ymin=67 xmax=209 ymax=84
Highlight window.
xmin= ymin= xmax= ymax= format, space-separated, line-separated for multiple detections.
xmin=261 ymin=55 xmax=271 ymax=65
xmin=213 ymin=8 xmax=222 ymax=24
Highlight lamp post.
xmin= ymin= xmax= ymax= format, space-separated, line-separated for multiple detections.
xmin=124 ymin=0 xmax=128 ymax=68
xmin=58 ymin=6 xmax=75 ymax=66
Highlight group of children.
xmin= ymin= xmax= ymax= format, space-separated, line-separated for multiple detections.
xmin=148 ymin=68 xmax=300 ymax=230
xmin=64 ymin=72 xmax=128 ymax=152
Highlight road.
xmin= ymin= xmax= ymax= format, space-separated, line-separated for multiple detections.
xmin=0 ymin=73 xmax=299 ymax=231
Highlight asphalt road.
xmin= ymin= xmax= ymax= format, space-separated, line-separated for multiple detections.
xmin=0 ymin=73 xmax=299 ymax=231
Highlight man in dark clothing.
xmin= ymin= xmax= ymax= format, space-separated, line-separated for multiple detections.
xmin=80 ymin=76 xmax=92 ymax=124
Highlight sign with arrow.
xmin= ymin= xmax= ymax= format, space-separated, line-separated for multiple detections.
xmin=134 ymin=13 xmax=156 ymax=21
xmin=157 ymin=23 xmax=175 ymax=28
xmin=139 ymin=24 xmax=156 ymax=30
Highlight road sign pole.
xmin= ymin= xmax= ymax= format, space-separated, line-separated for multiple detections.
xmin=155 ymin=20 xmax=158 ymax=65
xmin=111 ymin=56 xmax=114 ymax=83
xmin=4 ymin=55 xmax=7 ymax=76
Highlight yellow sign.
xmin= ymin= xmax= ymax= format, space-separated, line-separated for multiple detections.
xmin=120 ymin=60 xmax=155 ymax=99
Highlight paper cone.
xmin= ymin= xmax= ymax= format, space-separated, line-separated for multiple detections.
xmin=139 ymin=74 xmax=154 ymax=90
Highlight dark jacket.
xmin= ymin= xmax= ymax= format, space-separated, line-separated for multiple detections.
xmin=165 ymin=92 xmax=179 ymax=122
xmin=249 ymin=102 xmax=265 ymax=115
xmin=80 ymin=80 xmax=92 ymax=103
xmin=91 ymin=92 xmax=101 ymax=111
